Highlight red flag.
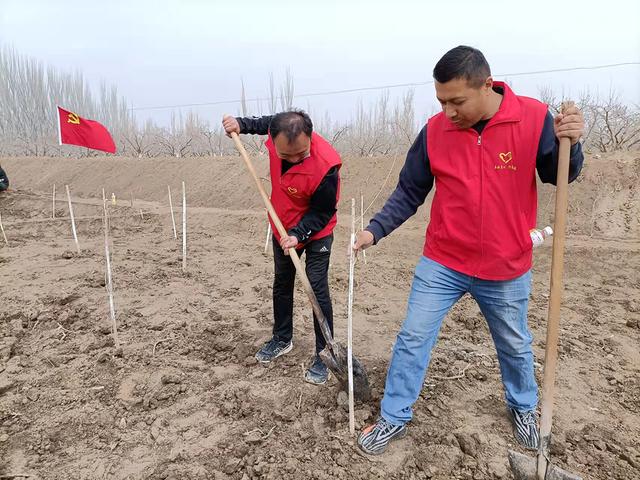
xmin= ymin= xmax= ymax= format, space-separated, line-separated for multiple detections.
xmin=57 ymin=106 xmax=116 ymax=154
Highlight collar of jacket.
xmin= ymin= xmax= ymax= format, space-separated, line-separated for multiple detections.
xmin=281 ymin=157 xmax=315 ymax=176
xmin=444 ymin=81 xmax=522 ymax=132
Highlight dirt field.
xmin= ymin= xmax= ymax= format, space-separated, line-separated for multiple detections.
xmin=1 ymin=152 xmax=639 ymax=480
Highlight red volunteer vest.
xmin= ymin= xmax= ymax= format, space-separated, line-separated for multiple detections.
xmin=266 ymin=132 xmax=342 ymax=247
xmin=424 ymin=82 xmax=548 ymax=280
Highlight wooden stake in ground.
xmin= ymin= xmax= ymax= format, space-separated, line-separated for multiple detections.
xmin=182 ymin=181 xmax=187 ymax=272
xmin=263 ymin=219 xmax=272 ymax=254
xmin=65 ymin=184 xmax=80 ymax=253
xmin=360 ymin=191 xmax=367 ymax=264
xmin=102 ymin=200 xmax=120 ymax=349
xmin=102 ymin=188 xmax=111 ymax=232
xmin=130 ymin=192 xmax=134 ymax=208
xmin=101 ymin=187 xmax=108 ymax=226
xmin=347 ymin=198 xmax=356 ymax=434
xmin=52 ymin=184 xmax=56 ymax=219
xmin=0 ymin=211 xmax=8 ymax=246
xmin=168 ymin=185 xmax=177 ymax=239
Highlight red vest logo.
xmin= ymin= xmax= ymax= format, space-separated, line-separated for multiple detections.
xmin=496 ymin=151 xmax=516 ymax=171
xmin=287 ymin=186 xmax=301 ymax=198
xmin=499 ymin=151 xmax=512 ymax=163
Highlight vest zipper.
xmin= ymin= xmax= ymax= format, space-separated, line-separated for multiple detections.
xmin=477 ymin=134 xmax=484 ymax=276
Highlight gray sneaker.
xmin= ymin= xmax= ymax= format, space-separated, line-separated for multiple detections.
xmin=255 ymin=338 xmax=293 ymax=363
xmin=509 ymin=407 xmax=540 ymax=450
xmin=358 ymin=417 xmax=407 ymax=455
xmin=304 ymin=355 xmax=328 ymax=385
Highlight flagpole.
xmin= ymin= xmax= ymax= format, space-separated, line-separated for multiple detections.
xmin=182 ymin=181 xmax=187 ymax=272
xmin=56 ymin=106 xmax=62 ymax=146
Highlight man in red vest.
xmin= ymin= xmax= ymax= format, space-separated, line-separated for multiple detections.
xmin=223 ymin=111 xmax=342 ymax=385
xmin=354 ymin=46 xmax=585 ymax=454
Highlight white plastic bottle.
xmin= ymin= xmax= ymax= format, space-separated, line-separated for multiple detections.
xmin=530 ymin=226 xmax=553 ymax=247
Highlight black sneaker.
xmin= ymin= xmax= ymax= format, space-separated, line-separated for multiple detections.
xmin=357 ymin=417 xmax=407 ymax=455
xmin=509 ymin=407 xmax=540 ymax=450
xmin=304 ymin=355 xmax=328 ymax=385
xmin=255 ymin=338 xmax=293 ymax=363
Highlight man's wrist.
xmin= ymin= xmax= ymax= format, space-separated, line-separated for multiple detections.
xmin=287 ymin=228 xmax=305 ymax=243
xmin=365 ymin=225 xmax=382 ymax=245
xmin=235 ymin=117 xmax=246 ymax=135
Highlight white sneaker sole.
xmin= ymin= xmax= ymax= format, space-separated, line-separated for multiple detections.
xmin=303 ymin=371 xmax=328 ymax=385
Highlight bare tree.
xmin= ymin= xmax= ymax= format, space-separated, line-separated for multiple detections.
xmin=392 ymin=89 xmax=417 ymax=148
xmin=268 ymin=73 xmax=278 ymax=114
xmin=538 ymin=85 xmax=640 ymax=153
xmin=123 ymin=119 xmax=157 ymax=158
xmin=589 ymin=89 xmax=640 ymax=152
xmin=156 ymin=111 xmax=193 ymax=158
xmin=279 ymin=68 xmax=295 ymax=111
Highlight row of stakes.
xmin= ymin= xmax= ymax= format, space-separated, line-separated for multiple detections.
xmin=0 ymin=186 xmax=369 ymax=433
xmin=0 ymin=183 xmax=188 ymax=351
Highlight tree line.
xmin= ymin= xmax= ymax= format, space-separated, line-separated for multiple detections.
xmin=1 ymin=46 xmax=638 ymax=158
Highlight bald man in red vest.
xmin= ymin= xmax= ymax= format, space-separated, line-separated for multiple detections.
xmin=223 ymin=110 xmax=342 ymax=385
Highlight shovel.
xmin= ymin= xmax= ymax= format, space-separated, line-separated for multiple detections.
xmin=230 ymin=132 xmax=371 ymax=402
xmin=508 ymin=102 xmax=582 ymax=480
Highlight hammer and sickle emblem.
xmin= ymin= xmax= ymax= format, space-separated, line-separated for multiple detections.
xmin=67 ymin=113 xmax=80 ymax=125
xmin=287 ymin=187 xmax=298 ymax=195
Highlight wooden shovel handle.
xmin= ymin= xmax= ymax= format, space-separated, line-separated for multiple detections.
xmin=537 ymin=102 xmax=573 ymax=477
xmin=230 ymin=132 xmax=335 ymax=347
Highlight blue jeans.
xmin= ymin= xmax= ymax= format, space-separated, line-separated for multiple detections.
xmin=381 ymin=256 xmax=537 ymax=425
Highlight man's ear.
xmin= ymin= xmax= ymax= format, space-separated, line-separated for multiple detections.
xmin=484 ymin=76 xmax=493 ymax=93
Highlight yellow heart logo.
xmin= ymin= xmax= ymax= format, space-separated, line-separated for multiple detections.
xmin=287 ymin=187 xmax=298 ymax=195
xmin=499 ymin=152 xmax=512 ymax=164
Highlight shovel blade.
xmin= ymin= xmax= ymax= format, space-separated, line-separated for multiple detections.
xmin=508 ymin=450 xmax=582 ymax=480
xmin=319 ymin=342 xmax=371 ymax=402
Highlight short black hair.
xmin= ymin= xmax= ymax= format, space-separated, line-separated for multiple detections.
xmin=269 ymin=110 xmax=313 ymax=143
xmin=433 ymin=46 xmax=491 ymax=88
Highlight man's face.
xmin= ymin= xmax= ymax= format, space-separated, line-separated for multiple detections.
xmin=434 ymin=77 xmax=492 ymax=129
xmin=273 ymin=132 xmax=311 ymax=164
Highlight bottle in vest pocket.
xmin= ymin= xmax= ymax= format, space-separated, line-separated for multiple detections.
xmin=530 ymin=226 xmax=553 ymax=247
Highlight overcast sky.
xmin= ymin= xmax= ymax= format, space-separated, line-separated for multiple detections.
xmin=1 ymin=0 xmax=639 ymax=126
